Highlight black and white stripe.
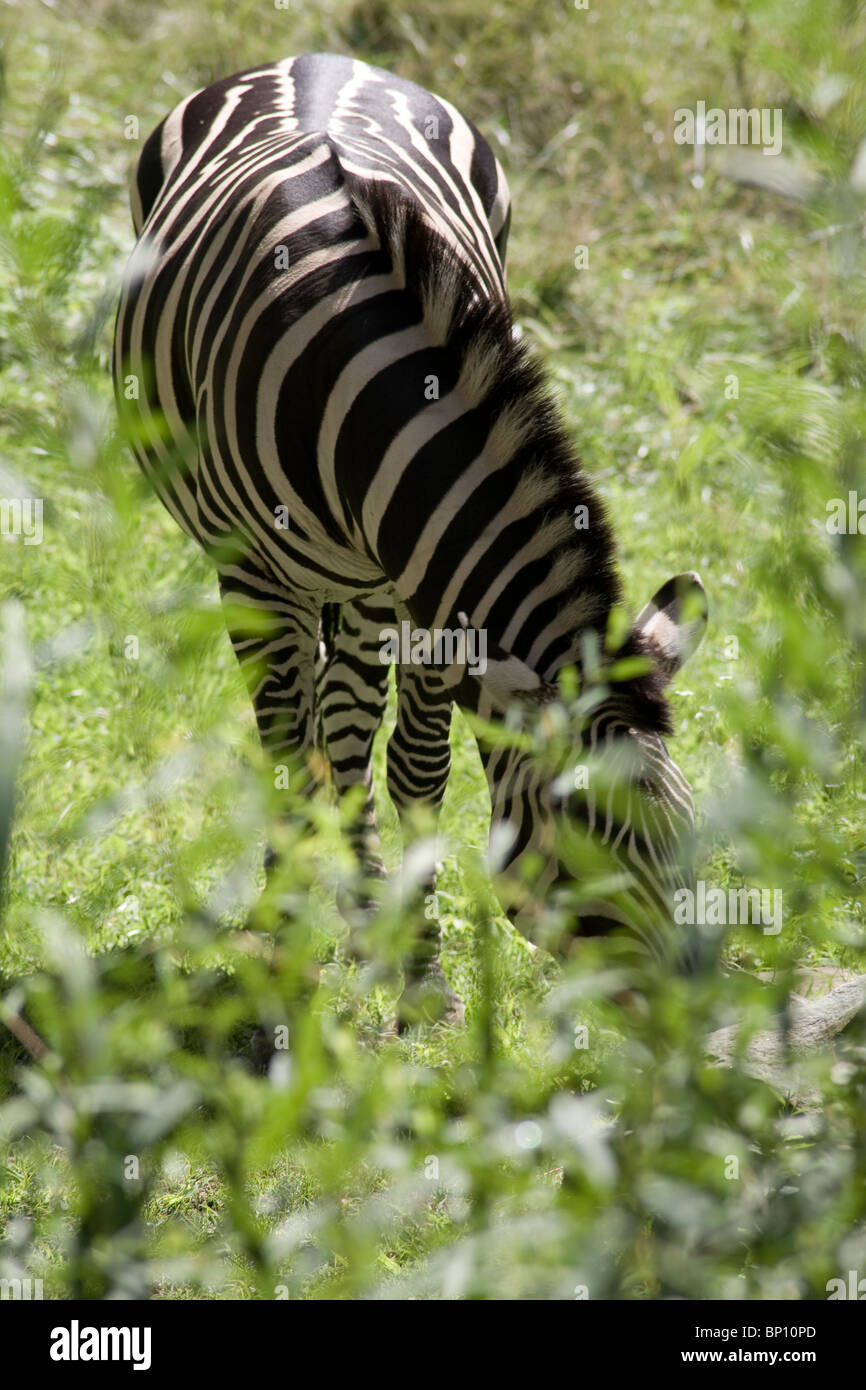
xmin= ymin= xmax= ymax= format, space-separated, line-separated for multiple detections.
xmin=114 ymin=53 xmax=706 ymax=995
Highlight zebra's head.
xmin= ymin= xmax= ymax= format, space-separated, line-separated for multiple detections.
xmin=473 ymin=572 xmax=708 ymax=960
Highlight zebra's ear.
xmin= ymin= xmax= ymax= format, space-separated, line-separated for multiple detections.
xmin=635 ymin=572 xmax=708 ymax=683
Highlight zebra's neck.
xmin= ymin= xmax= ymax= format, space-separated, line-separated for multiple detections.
xmin=351 ymin=182 xmax=623 ymax=686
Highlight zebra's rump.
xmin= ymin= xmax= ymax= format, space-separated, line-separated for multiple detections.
xmin=131 ymin=54 xmax=509 ymax=281
xmin=113 ymin=55 xmax=513 ymax=604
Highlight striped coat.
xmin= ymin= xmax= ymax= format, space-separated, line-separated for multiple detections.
xmin=114 ymin=54 xmax=707 ymax=1021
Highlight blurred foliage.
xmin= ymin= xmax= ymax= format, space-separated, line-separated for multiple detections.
xmin=0 ymin=0 xmax=865 ymax=1299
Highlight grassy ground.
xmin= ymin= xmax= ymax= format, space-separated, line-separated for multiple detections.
xmin=0 ymin=0 xmax=865 ymax=1299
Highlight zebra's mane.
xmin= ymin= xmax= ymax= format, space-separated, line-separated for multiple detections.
xmin=350 ymin=180 xmax=672 ymax=736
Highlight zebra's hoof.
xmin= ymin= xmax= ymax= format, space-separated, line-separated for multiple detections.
xmin=397 ymin=962 xmax=465 ymax=1032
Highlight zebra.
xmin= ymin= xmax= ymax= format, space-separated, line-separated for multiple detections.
xmin=113 ymin=52 xmax=708 ymax=1026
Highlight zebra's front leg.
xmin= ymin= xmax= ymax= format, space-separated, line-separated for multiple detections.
xmin=387 ymin=664 xmax=464 ymax=1029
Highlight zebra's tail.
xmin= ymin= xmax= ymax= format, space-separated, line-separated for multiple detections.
xmin=313 ymin=603 xmax=342 ymax=751
xmin=319 ymin=601 xmax=341 ymax=657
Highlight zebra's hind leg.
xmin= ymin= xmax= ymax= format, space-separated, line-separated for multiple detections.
xmin=317 ymin=596 xmax=393 ymax=955
xmin=217 ymin=567 xmax=324 ymax=1067
xmin=218 ymin=565 xmax=322 ymax=881
xmin=387 ymin=664 xmax=464 ymax=1029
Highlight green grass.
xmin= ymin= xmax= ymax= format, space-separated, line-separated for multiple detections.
xmin=0 ymin=0 xmax=865 ymax=1300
